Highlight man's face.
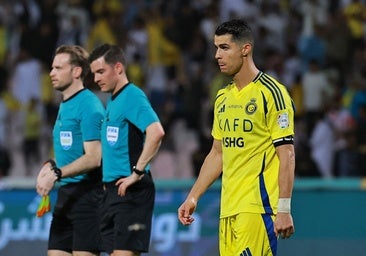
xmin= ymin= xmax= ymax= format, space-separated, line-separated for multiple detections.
xmin=90 ymin=57 xmax=119 ymax=93
xmin=49 ymin=53 xmax=74 ymax=91
xmin=214 ymin=34 xmax=244 ymax=76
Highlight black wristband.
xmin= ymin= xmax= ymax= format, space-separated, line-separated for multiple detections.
xmin=132 ymin=166 xmax=145 ymax=176
xmin=45 ymin=159 xmax=62 ymax=181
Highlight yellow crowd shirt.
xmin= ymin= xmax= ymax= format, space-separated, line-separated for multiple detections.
xmin=212 ymin=72 xmax=295 ymax=218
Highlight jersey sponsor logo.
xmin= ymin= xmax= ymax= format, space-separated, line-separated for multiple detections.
xmin=218 ymin=104 xmax=225 ymax=113
xmin=245 ymin=98 xmax=257 ymax=115
xmin=106 ymin=126 xmax=119 ymax=145
xmin=277 ymin=112 xmax=289 ymax=129
xmin=222 ymin=136 xmax=244 ymax=147
xmin=219 ymin=118 xmax=253 ymax=132
xmin=60 ymin=131 xmax=72 ymax=150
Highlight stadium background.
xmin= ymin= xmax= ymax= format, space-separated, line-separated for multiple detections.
xmin=0 ymin=0 xmax=366 ymax=255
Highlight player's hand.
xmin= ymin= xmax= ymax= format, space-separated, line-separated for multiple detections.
xmin=115 ymin=173 xmax=141 ymax=196
xmin=178 ymin=198 xmax=197 ymax=225
xmin=36 ymin=163 xmax=57 ymax=196
xmin=274 ymin=212 xmax=295 ymax=239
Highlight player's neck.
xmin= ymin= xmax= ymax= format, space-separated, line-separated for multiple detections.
xmin=233 ymin=63 xmax=259 ymax=90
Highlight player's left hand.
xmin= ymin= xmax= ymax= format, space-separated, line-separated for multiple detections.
xmin=36 ymin=163 xmax=57 ymax=196
xmin=274 ymin=212 xmax=295 ymax=239
xmin=115 ymin=173 xmax=141 ymax=196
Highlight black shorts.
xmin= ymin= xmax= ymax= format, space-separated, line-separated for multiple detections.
xmin=101 ymin=173 xmax=155 ymax=254
xmin=48 ymin=180 xmax=104 ymax=253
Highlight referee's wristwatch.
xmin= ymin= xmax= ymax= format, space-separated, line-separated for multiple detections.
xmin=132 ymin=166 xmax=145 ymax=176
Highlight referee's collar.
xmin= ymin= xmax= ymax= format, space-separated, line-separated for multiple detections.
xmin=111 ymin=82 xmax=131 ymax=100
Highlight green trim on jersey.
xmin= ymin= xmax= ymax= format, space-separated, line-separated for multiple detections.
xmin=212 ymin=72 xmax=295 ymax=218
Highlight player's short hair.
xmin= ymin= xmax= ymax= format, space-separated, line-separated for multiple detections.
xmin=215 ymin=19 xmax=254 ymax=46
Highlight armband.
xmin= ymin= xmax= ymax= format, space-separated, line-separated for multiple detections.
xmin=44 ymin=159 xmax=62 ymax=181
xmin=273 ymin=135 xmax=294 ymax=147
xmin=277 ymin=198 xmax=291 ymax=213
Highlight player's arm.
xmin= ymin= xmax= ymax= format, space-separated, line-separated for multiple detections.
xmin=274 ymin=143 xmax=295 ymax=238
xmin=178 ymin=139 xmax=223 ymax=225
xmin=115 ymin=121 xmax=165 ymax=196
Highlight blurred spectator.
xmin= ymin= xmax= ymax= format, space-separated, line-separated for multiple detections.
xmin=126 ymin=53 xmax=145 ymax=90
xmin=342 ymin=0 xmax=366 ymax=49
xmin=10 ymin=47 xmax=41 ymax=107
xmin=301 ymin=59 xmax=334 ymax=136
xmin=309 ymin=112 xmax=336 ymax=178
xmin=0 ymin=95 xmax=7 ymax=147
xmin=86 ymin=2 xmax=120 ymax=52
xmin=282 ymin=44 xmax=302 ymax=90
xmin=257 ymin=2 xmax=287 ymax=53
xmin=34 ymin=1 xmax=59 ymax=66
xmin=324 ymin=9 xmax=352 ymax=85
xmin=219 ymin=0 xmax=248 ymax=22
xmin=298 ymin=24 xmax=327 ymax=72
xmin=126 ymin=14 xmax=148 ymax=62
xmin=55 ymin=0 xmax=90 ymax=46
xmin=200 ymin=2 xmax=220 ymax=45
xmin=349 ymin=84 xmax=366 ymax=123
xmin=356 ymin=103 xmax=366 ymax=176
xmin=299 ymin=0 xmax=329 ymax=36
xmin=0 ymin=64 xmax=9 ymax=146
xmin=22 ymin=97 xmax=41 ymax=176
xmin=0 ymin=144 xmax=11 ymax=179
xmin=290 ymin=74 xmax=304 ymax=118
xmin=335 ymin=130 xmax=359 ymax=177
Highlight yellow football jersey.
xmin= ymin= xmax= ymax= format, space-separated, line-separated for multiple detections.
xmin=212 ymin=72 xmax=295 ymax=218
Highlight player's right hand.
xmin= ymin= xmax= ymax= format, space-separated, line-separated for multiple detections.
xmin=178 ymin=198 xmax=197 ymax=225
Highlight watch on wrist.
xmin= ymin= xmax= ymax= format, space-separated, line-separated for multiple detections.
xmin=132 ymin=166 xmax=145 ymax=176
xmin=52 ymin=167 xmax=62 ymax=181
xmin=45 ymin=159 xmax=62 ymax=181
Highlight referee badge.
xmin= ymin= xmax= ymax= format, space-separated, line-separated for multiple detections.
xmin=277 ymin=113 xmax=289 ymax=128
xmin=60 ymin=131 xmax=73 ymax=150
xmin=245 ymin=99 xmax=257 ymax=115
xmin=107 ymin=126 xmax=119 ymax=145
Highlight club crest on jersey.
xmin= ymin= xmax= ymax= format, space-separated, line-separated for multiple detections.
xmin=277 ymin=113 xmax=289 ymax=128
xmin=245 ymin=99 xmax=257 ymax=115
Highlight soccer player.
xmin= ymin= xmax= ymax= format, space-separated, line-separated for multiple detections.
xmin=89 ymin=44 xmax=165 ymax=256
xmin=178 ymin=19 xmax=295 ymax=256
xmin=36 ymin=45 xmax=105 ymax=255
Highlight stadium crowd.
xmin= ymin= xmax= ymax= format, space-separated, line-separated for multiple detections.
xmin=0 ymin=0 xmax=365 ymax=180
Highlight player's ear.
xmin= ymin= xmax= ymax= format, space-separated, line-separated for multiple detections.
xmin=241 ymin=43 xmax=251 ymax=57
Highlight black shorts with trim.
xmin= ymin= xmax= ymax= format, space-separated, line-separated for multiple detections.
xmin=101 ymin=173 xmax=155 ymax=254
xmin=48 ymin=180 xmax=104 ymax=253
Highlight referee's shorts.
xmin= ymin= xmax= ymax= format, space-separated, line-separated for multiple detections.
xmin=48 ymin=180 xmax=104 ymax=253
xmin=101 ymin=173 xmax=155 ymax=254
